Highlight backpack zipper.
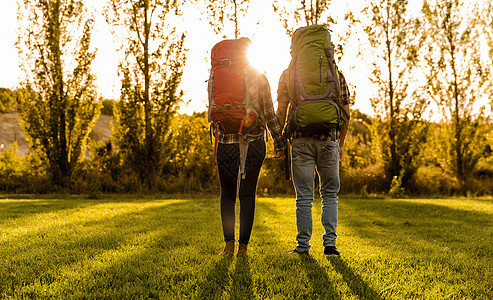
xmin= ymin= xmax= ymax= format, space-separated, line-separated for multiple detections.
xmin=319 ymin=55 xmax=323 ymax=82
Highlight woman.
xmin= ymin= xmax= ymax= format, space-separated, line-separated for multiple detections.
xmin=209 ymin=38 xmax=286 ymax=256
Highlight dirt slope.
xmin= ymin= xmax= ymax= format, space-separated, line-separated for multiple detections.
xmin=0 ymin=112 xmax=112 ymax=157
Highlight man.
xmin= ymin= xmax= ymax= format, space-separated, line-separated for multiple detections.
xmin=276 ymin=55 xmax=351 ymax=257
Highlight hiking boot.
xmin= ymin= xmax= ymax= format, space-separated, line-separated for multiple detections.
xmin=237 ymin=243 xmax=248 ymax=256
xmin=219 ymin=241 xmax=235 ymax=256
xmin=323 ymin=246 xmax=340 ymax=257
xmin=289 ymin=248 xmax=309 ymax=255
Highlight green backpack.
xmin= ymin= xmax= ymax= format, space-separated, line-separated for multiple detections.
xmin=285 ymin=24 xmax=347 ymax=136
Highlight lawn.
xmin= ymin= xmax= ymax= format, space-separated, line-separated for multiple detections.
xmin=0 ymin=194 xmax=491 ymax=299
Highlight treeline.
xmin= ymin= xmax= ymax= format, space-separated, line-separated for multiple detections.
xmin=0 ymin=0 xmax=492 ymax=195
xmin=0 ymin=104 xmax=491 ymax=195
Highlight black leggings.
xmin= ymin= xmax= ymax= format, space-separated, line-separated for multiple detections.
xmin=217 ymin=139 xmax=266 ymax=245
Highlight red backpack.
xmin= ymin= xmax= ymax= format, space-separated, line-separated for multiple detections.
xmin=208 ymin=38 xmax=262 ymax=135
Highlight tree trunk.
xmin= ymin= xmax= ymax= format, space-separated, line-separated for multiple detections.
xmin=144 ymin=0 xmax=152 ymax=185
xmin=450 ymin=38 xmax=464 ymax=190
xmin=233 ymin=0 xmax=238 ymax=38
xmin=385 ymin=9 xmax=399 ymax=182
xmin=53 ymin=0 xmax=69 ymax=185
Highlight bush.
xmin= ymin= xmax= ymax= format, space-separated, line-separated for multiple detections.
xmin=100 ymin=98 xmax=115 ymax=116
xmin=73 ymin=140 xmax=123 ymax=193
xmin=257 ymin=157 xmax=293 ymax=196
xmin=340 ymin=164 xmax=388 ymax=195
xmin=1 ymin=110 xmax=490 ymax=197
xmin=0 ymin=88 xmax=17 ymax=113
xmin=0 ymin=142 xmax=50 ymax=193
xmin=409 ymin=165 xmax=461 ymax=196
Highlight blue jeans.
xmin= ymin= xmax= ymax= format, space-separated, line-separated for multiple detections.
xmin=291 ymin=137 xmax=340 ymax=251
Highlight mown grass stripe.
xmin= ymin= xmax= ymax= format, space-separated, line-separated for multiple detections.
xmin=0 ymin=195 xmax=491 ymax=299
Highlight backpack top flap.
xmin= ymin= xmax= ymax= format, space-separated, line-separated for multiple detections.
xmin=211 ymin=38 xmax=251 ymax=69
xmin=287 ymin=25 xmax=339 ymax=101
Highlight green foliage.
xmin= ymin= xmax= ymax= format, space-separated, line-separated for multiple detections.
xmin=361 ymin=0 xmax=429 ymax=192
xmin=389 ymin=171 xmax=405 ymax=198
xmin=3 ymin=0 xmax=493 ymax=197
xmin=342 ymin=110 xmax=373 ymax=170
xmin=0 ymin=196 xmax=491 ymax=298
xmin=422 ymin=0 xmax=488 ymax=190
xmin=273 ymin=0 xmax=333 ymax=35
xmin=0 ymin=88 xmax=17 ymax=113
xmin=100 ymin=98 xmax=115 ymax=116
xmin=427 ymin=116 xmax=490 ymax=185
xmin=164 ymin=112 xmax=217 ymax=193
xmin=73 ymin=139 xmax=122 ymax=193
xmin=17 ymin=0 xmax=100 ymax=186
xmin=0 ymin=143 xmax=25 ymax=191
xmin=258 ymin=156 xmax=293 ymax=195
xmin=0 ymin=142 xmax=50 ymax=193
xmin=204 ymin=0 xmax=250 ymax=38
xmin=2 ymin=108 xmax=491 ymax=195
xmin=368 ymin=117 xmax=429 ymax=190
xmin=106 ymin=0 xmax=187 ymax=189
xmin=340 ymin=164 xmax=388 ymax=195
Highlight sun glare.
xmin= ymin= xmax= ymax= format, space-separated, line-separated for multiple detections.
xmin=247 ymin=38 xmax=290 ymax=110
xmin=239 ymin=0 xmax=291 ymax=91
xmin=247 ymin=42 xmax=271 ymax=73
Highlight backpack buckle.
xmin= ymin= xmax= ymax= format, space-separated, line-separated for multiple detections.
xmin=221 ymin=59 xmax=231 ymax=67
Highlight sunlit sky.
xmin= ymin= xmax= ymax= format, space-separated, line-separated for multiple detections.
xmin=0 ymin=0 xmax=379 ymax=116
xmin=1 ymin=0 xmax=489 ymax=118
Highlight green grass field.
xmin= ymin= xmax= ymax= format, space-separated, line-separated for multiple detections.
xmin=0 ymin=195 xmax=491 ymax=299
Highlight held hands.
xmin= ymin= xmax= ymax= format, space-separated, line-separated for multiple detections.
xmin=272 ymin=149 xmax=285 ymax=160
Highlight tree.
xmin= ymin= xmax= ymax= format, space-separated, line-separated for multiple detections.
xmin=423 ymin=0 xmax=488 ymax=190
xmin=106 ymin=0 xmax=186 ymax=188
xmin=362 ymin=0 xmax=428 ymax=192
xmin=204 ymin=0 xmax=250 ymax=38
xmin=342 ymin=110 xmax=373 ymax=170
xmin=273 ymin=0 xmax=333 ymax=35
xmin=482 ymin=0 xmax=493 ymax=111
xmin=164 ymin=112 xmax=215 ymax=192
xmin=17 ymin=0 xmax=99 ymax=186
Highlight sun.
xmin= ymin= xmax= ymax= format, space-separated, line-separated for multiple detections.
xmin=246 ymin=35 xmax=291 ymax=108
xmin=247 ymin=38 xmax=289 ymax=75
xmin=244 ymin=13 xmax=292 ymax=101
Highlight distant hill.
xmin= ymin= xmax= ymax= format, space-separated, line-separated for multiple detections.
xmin=0 ymin=112 xmax=113 ymax=157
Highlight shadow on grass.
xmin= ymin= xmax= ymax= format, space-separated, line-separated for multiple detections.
xmin=196 ymin=255 xmax=234 ymax=300
xmin=255 ymin=200 xmax=343 ymax=298
xmin=0 ymin=198 xmax=220 ymax=298
xmin=196 ymin=255 xmax=255 ymax=300
xmin=0 ymin=198 xmax=98 ymax=224
xmin=299 ymin=254 xmax=341 ymax=299
xmin=231 ymin=255 xmax=254 ymax=299
xmin=339 ymin=198 xmax=492 ymax=297
xmin=328 ymin=257 xmax=382 ymax=300
xmin=341 ymin=198 xmax=492 ymax=256
xmin=0 ymin=196 xmax=183 ymax=225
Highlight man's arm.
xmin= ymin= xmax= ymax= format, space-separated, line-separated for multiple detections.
xmin=338 ymin=71 xmax=351 ymax=162
xmin=276 ymin=70 xmax=289 ymax=129
xmin=258 ymin=74 xmax=286 ymax=159
xmin=272 ymin=70 xmax=290 ymax=160
xmin=339 ymin=104 xmax=350 ymax=161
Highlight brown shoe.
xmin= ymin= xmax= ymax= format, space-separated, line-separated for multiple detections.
xmin=219 ymin=241 xmax=235 ymax=256
xmin=237 ymin=243 xmax=248 ymax=256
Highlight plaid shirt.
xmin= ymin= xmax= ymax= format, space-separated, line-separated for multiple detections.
xmin=276 ymin=69 xmax=351 ymax=141
xmin=216 ymin=73 xmax=286 ymax=152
